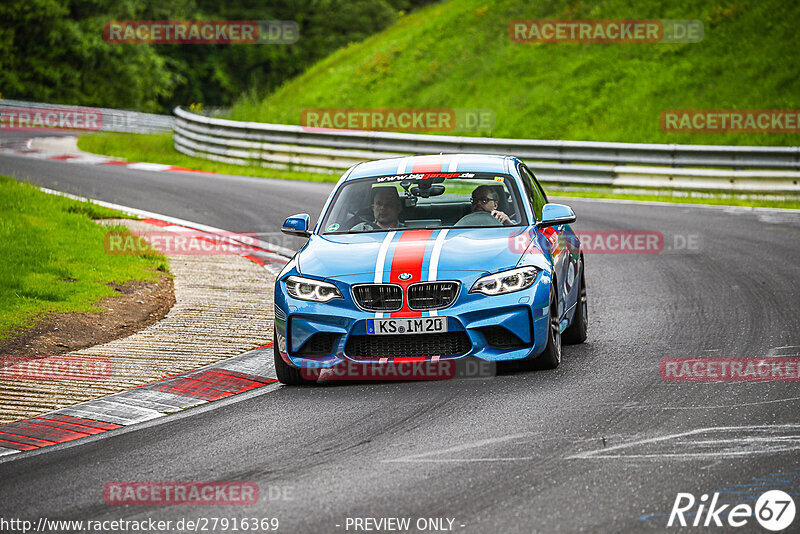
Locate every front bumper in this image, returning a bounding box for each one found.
[274,273,553,369]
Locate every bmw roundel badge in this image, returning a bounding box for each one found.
[398,273,412,281]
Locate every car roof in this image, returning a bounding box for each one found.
[344,154,518,181]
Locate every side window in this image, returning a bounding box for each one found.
[518,164,545,221]
[532,173,549,205]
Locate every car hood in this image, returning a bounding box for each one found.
[296,227,539,283]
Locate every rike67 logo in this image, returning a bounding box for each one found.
[668,490,795,531]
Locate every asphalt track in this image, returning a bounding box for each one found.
[2,133,800,533]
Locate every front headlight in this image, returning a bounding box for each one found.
[469,267,540,296]
[285,275,343,302]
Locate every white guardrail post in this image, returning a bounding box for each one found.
[172,107,800,192]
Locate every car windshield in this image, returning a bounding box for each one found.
[320,172,528,234]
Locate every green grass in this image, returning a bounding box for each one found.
[229,0,800,147]
[0,176,170,341]
[77,132,340,183]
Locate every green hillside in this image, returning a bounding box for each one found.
[229,0,800,146]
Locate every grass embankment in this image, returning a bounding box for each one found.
[231,0,800,146]
[0,176,169,341]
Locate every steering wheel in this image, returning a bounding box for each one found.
[454,211,503,227]
[341,211,373,231]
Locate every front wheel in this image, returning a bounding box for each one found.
[563,258,588,345]
[274,330,315,385]
[524,286,562,371]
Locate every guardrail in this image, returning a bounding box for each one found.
[173,107,800,193]
[1,99,173,133]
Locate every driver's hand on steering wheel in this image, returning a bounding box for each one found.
[491,210,512,224]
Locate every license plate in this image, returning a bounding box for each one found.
[366,317,448,335]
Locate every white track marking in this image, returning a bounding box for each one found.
[386,457,538,463]
[627,396,800,411]
[117,162,173,172]
[568,424,800,460]
[63,155,114,164]
[384,433,533,463]
[767,345,800,356]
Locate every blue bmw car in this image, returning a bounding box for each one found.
[273,154,587,384]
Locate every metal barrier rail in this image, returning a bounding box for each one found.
[1,99,173,133]
[2,99,797,191]
[172,107,800,192]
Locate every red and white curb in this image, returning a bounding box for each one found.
[0,345,277,457]
[0,137,213,175]
[0,192,293,459]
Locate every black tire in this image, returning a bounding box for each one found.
[274,330,315,385]
[563,258,588,345]
[524,285,562,371]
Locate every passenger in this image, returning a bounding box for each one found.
[350,187,405,231]
[471,185,512,224]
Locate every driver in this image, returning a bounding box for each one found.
[471,185,512,225]
[350,187,405,231]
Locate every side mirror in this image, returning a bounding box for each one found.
[537,203,576,229]
[281,213,312,237]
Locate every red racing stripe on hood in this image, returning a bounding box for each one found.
[410,155,447,173]
[389,230,435,318]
